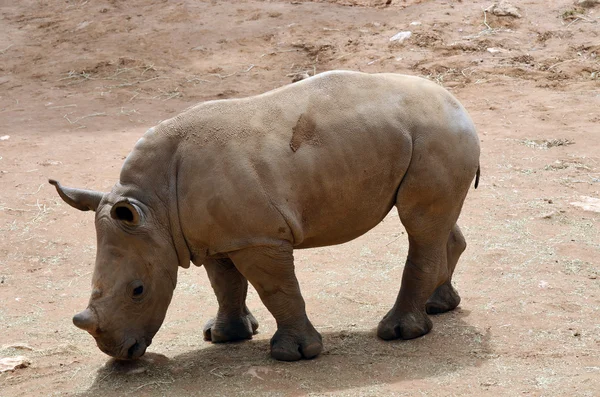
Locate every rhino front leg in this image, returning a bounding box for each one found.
[228,242,322,361]
[203,258,259,343]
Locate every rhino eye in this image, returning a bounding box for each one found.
[114,206,134,223]
[128,280,145,301]
[110,200,142,226]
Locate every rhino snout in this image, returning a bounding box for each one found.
[72,308,99,336]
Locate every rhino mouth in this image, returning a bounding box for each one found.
[126,339,148,360]
[97,336,151,360]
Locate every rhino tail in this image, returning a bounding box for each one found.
[474,164,480,189]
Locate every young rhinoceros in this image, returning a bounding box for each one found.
[50,71,480,361]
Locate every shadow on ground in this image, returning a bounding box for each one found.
[78,310,492,396]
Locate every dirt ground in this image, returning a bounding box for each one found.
[0,0,599,395]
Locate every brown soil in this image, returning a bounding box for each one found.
[1,0,599,396]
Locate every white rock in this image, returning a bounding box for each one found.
[570,196,600,213]
[389,31,412,43]
[76,21,91,30]
[410,21,422,26]
[0,135,9,141]
[0,356,31,373]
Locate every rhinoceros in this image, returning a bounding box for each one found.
[50,70,480,361]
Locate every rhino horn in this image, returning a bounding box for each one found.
[49,179,103,212]
[73,308,99,336]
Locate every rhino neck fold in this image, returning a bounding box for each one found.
[170,154,192,269]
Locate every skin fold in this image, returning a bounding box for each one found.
[50,70,480,361]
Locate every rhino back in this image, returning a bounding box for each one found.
[165,71,473,255]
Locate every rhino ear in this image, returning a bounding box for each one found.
[110,199,142,226]
[49,179,103,212]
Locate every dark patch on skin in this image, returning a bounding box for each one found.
[278,227,287,234]
[289,113,321,152]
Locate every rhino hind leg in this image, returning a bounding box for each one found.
[203,258,259,343]
[377,149,474,341]
[228,242,323,361]
[426,224,465,314]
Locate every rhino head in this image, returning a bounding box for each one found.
[49,175,189,360]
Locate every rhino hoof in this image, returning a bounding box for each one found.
[377,310,433,340]
[426,283,461,315]
[203,313,259,343]
[270,325,323,361]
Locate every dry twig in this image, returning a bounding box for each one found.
[0,44,14,54]
[64,112,106,125]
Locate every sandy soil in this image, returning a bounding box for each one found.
[1,0,599,395]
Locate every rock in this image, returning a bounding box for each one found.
[76,21,91,30]
[487,1,522,18]
[0,356,31,372]
[389,31,412,43]
[570,196,600,213]
[487,47,508,54]
[0,135,9,141]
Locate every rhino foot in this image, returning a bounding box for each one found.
[270,322,323,361]
[203,312,259,343]
[377,310,433,340]
[426,283,461,315]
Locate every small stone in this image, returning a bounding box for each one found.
[389,31,412,43]
[0,356,31,373]
[487,1,522,18]
[76,21,91,30]
[570,196,600,213]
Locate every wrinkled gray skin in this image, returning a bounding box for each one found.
[51,71,480,361]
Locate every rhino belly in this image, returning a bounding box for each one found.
[273,131,412,249]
